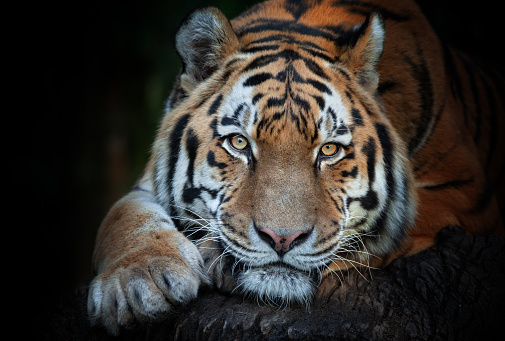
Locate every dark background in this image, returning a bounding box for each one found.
[24,0,502,321]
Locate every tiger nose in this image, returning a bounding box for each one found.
[258,227,311,256]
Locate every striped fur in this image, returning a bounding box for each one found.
[88,0,504,335]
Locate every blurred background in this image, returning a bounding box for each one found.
[27,0,502,317]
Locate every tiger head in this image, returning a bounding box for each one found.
[153,6,417,305]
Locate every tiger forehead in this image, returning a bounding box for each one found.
[219,51,353,142]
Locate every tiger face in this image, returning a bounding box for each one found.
[153,6,416,305]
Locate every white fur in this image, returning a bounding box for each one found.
[237,265,316,307]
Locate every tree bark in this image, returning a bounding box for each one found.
[40,226,505,340]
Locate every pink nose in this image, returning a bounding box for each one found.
[259,228,310,256]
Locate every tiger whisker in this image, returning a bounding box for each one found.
[172,215,210,226]
[167,203,209,220]
[207,242,231,272]
[194,235,221,247]
[332,252,378,270]
[332,253,370,282]
[324,259,347,283]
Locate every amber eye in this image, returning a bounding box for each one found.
[320,143,339,156]
[229,135,249,151]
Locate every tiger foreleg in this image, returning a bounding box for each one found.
[87,190,210,335]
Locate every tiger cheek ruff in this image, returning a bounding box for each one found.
[87,0,505,335]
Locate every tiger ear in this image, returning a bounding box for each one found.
[339,14,385,93]
[175,7,240,91]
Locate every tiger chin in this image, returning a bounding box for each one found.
[87,0,504,335]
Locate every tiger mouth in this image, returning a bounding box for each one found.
[207,236,321,304]
[242,261,315,277]
[244,262,310,280]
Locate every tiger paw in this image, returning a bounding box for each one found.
[87,231,209,335]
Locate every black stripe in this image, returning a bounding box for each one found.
[167,114,191,216]
[333,66,352,81]
[279,49,303,63]
[358,137,378,210]
[243,34,286,46]
[182,186,201,204]
[333,15,371,48]
[311,239,340,257]
[377,80,397,95]
[232,103,247,121]
[272,112,284,121]
[345,91,354,104]
[327,107,338,132]
[183,185,220,206]
[243,54,280,72]
[300,46,336,63]
[404,51,435,155]
[327,190,343,214]
[208,94,223,116]
[375,123,395,195]
[238,19,337,41]
[276,63,300,82]
[421,178,474,191]
[242,44,280,53]
[245,34,324,50]
[219,58,242,86]
[207,150,228,169]
[342,151,354,160]
[284,0,312,21]
[220,116,241,127]
[296,40,327,53]
[292,94,311,112]
[256,109,286,139]
[252,93,264,104]
[242,49,330,82]
[364,124,408,250]
[307,79,332,94]
[312,95,325,110]
[359,188,378,211]
[210,118,219,138]
[303,58,330,80]
[336,123,349,135]
[341,166,358,178]
[267,96,287,108]
[351,108,364,126]
[245,34,331,64]
[185,128,199,186]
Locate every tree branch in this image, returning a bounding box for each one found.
[40,226,505,340]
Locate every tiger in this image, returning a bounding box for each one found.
[87,0,505,335]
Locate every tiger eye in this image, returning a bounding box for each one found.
[321,143,339,156]
[230,135,248,150]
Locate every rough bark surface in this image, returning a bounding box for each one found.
[39,226,505,340]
